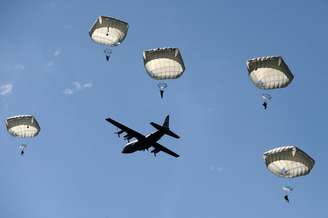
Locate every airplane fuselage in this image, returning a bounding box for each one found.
[122,131,164,154]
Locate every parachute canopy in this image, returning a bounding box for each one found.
[263,146,315,178]
[247,56,294,89]
[89,16,129,46]
[5,115,40,138]
[143,47,185,80]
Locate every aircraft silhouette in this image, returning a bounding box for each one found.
[106,115,180,158]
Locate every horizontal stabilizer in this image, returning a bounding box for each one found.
[153,142,179,158]
[150,122,180,139]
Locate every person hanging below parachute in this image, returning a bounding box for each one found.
[19,144,27,156]
[282,186,293,203]
[5,115,41,156]
[246,56,294,110]
[89,16,129,62]
[143,47,185,99]
[104,47,112,61]
[158,82,168,99]
[263,145,315,203]
[262,93,272,110]
[284,195,289,203]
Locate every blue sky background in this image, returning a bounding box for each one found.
[0,0,327,217]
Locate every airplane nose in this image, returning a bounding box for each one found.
[122,147,128,153]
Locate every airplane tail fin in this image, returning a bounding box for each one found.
[150,115,180,139]
[163,115,169,128]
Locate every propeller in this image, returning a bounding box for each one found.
[151,148,159,157]
[114,129,124,138]
[124,134,133,142]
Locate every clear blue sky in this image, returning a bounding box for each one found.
[0,0,327,217]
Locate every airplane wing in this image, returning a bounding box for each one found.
[105,117,145,141]
[153,142,179,158]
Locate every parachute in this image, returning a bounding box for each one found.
[263,145,315,178]
[89,16,129,61]
[247,56,294,109]
[263,146,314,203]
[5,115,40,155]
[247,56,294,89]
[143,47,185,98]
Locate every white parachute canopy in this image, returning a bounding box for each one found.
[143,47,185,80]
[89,16,129,46]
[5,115,41,138]
[263,145,315,178]
[247,56,294,90]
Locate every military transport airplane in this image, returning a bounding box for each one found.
[105,115,180,158]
